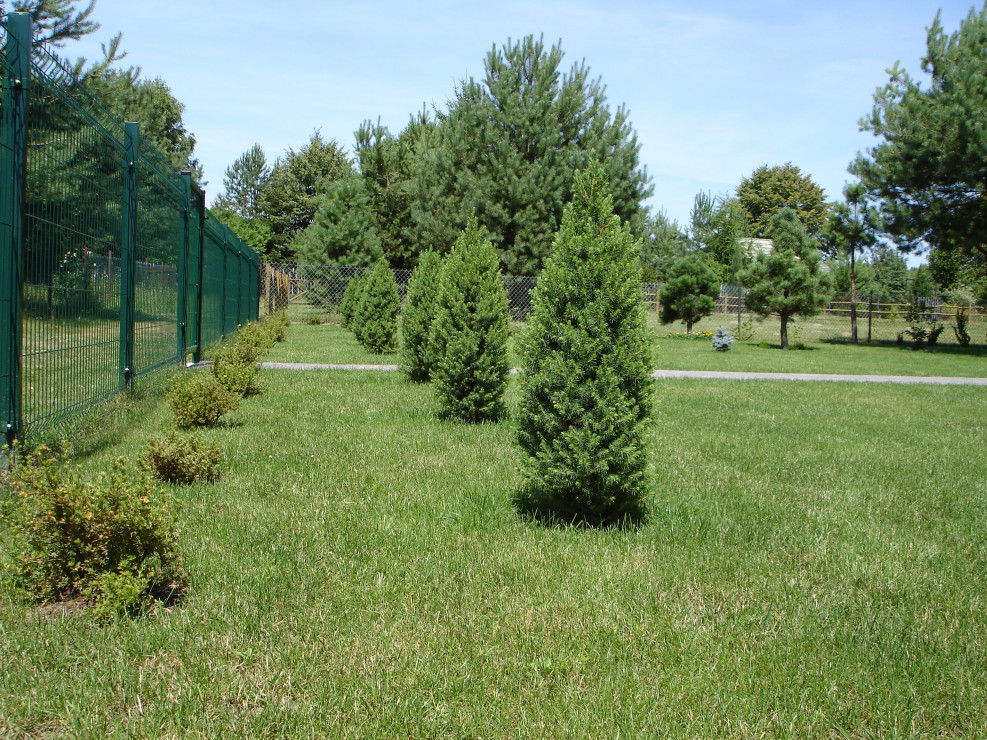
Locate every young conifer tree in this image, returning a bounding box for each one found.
[400,250,444,382]
[356,258,400,353]
[339,271,365,330]
[516,163,654,525]
[430,218,510,421]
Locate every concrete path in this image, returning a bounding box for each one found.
[253,361,987,386]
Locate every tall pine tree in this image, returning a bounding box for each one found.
[516,163,654,525]
[411,35,651,275]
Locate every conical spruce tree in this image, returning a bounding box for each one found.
[430,218,510,422]
[400,250,444,382]
[356,258,400,353]
[516,163,654,525]
[340,271,365,330]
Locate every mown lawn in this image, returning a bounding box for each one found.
[1,326,986,737]
[268,322,987,378]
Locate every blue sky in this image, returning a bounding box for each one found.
[70,0,973,245]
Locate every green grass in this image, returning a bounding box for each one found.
[270,322,987,378]
[2,333,986,736]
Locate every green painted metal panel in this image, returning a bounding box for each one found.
[118,122,138,391]
[0,13,30,443]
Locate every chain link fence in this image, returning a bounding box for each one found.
[263,263,986,348]
[1,14,259,439]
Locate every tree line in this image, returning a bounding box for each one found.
[18,0,987,324]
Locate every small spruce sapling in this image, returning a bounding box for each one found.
[356,258,400,353]
[430,218,510,422]
[400,250,444,382]
[515,163,654,525]
[712,326,734,351]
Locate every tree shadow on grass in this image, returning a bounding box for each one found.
[819,337,987,357]
[511,486,648,531]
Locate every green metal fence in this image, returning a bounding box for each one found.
[1,14,259,441]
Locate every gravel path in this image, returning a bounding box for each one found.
[251,362,987,386]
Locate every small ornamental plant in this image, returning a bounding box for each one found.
[167,372,239,429]
[400,250,444,383]
[712,326,734,351]
[430,218,511,422]
[5,455,181,618]
[356,258,400,353]
[140,431,221,485]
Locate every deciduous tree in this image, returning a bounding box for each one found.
[736,163,827,241]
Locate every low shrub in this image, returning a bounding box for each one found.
[4,455,181,618]
[212,350,262,397]
[954,305,971,346]
[233,321,275,362]
[167,372,238,428]
[735,318,757,341]
[140,431,220,485]
[305,314,322,326]
[267,311,290,341]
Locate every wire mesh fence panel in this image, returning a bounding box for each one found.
[19,44,126,431]
[133,140,183,376]
[1,14,259,438]
[264,265,987,351]
[200,219,227,350]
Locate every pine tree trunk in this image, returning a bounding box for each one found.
[780,314,789,349]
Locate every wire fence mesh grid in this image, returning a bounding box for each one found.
[262,263,987,347]
[1,14,260,439]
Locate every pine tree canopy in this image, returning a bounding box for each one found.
[851,4,987,285]
[659,255,720,333]
[260,132,351,262]
[411,35,652,276]
[1,0,97,47]
[740,209,831,349]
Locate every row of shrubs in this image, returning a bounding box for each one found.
[336,164,655,525]
[0,312,290,619]
[338,218,511,423]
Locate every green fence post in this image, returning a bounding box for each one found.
[178,171,192,364]
[1,13,31,445]
[119,122,138,392]
[192,186,205,362]
[220,228,228,337]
